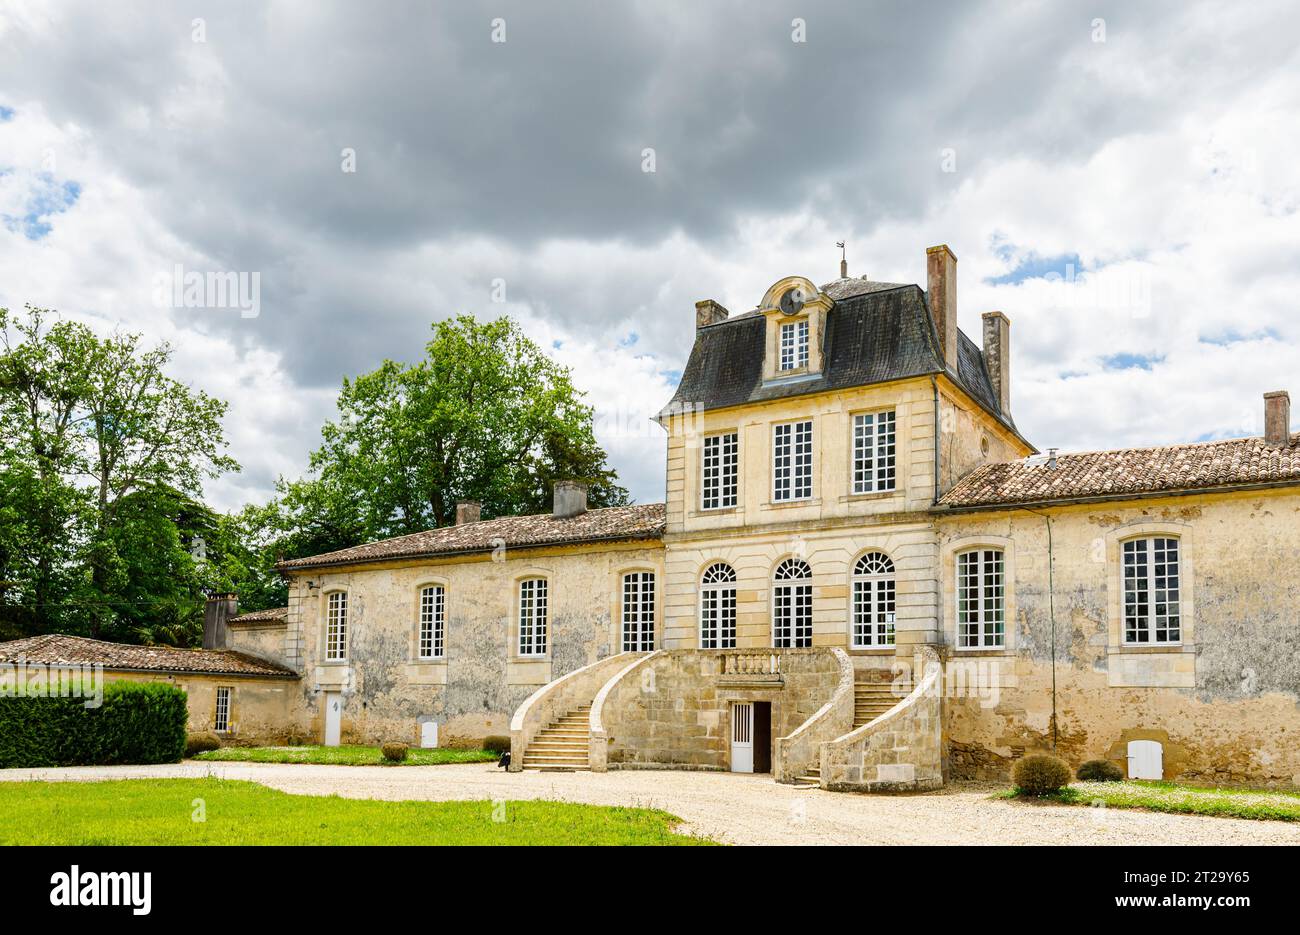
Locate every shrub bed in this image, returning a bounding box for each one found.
[0,681,188,768]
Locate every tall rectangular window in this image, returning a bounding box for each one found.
[701,432,738,509]
[1123,537,1180,644]
[621,572,656,652]
[779,319,809,371]
[773,420,813,501]
[957,549,1004,648]
[325,591,348,661]
[418,585,445,659]
[214,686,230,733]
[853,410,897,493]
[518,578,548,656]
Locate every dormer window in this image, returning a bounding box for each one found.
[779,319,809,371]
[757,276,831,384]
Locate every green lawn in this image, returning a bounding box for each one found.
[193,744,498,766]
[1000,780,1300,821]
[0,778,714,845]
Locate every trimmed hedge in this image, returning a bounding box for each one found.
[0,681,188,768]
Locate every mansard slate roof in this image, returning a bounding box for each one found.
[0,634,298,678]
[939,433,1300,509]
[277,502,667,571]
[665,280,1014,434]
[228,606,289,625]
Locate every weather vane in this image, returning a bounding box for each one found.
[837,241,847,278]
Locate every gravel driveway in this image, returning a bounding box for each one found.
[4,761,1298,846]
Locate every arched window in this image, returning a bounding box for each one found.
[621,571,656,652]
[418,585,445,659]
[851,552,896,648]
[324,590,348,661]
[699,562,737,649]
[772,558,812,648]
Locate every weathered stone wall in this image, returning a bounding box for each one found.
[225,622,288,664]
[939,489,1300,786]
[100,670,295,744]
[599,648,841,770]
[282,540,664,746]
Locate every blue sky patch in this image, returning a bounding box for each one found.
[1199,327,1281,346]
[1101,352,1164,371]
[985,252,1084,286]
[2,173,82,240]
[0,106,14,121]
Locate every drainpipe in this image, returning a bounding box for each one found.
[930,376,940,505]
[1018,506,1058,751]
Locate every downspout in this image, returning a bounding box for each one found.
[1018,506,1058,750]
[931,376,940,504]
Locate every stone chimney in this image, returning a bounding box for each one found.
[203,592,238,650]
[1264,390,1291,446]
[455,500,482,525]
[695,299,729,329]
[926,244,959,366]
[981,311,1011,414]
[552,480,589,518]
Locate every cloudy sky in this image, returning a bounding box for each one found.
[2,1,1298,511]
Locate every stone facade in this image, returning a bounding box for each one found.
[242,252,1299,791]
[269,541,664,747]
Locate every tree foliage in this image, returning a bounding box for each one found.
[0,306,238,643]
[262,315,628,556]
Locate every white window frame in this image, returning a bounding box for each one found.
[701,432,739,510]
[956,549,1004,649]
[772,558,813,648]
[418,584,446,660]
[852,409,897,494]
[518,578,548,657]
[325,590,348,661]
[621,571,656,652]
[851,552,896,648]
[213,686,231,733]
[1122,536,1181,645]
[778,319,809,371]
[699,562,737,649]
[772,419,813,502]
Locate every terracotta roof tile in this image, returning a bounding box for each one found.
[939,434,1300,509]
[228,606,288,625]
[0,634,298,678]
[277,502,666,571]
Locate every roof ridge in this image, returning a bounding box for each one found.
[1018,432,1295,461]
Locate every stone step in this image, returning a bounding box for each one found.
[528,742,588,753]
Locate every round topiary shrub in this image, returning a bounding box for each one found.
[185,731,221,757]
[1012,753,1072,796]
[482,735,511,754]
[1076,758,1124,782]
[381,742,408,763]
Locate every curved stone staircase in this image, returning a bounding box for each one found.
[795,678,900,786]
[520,703,592,771]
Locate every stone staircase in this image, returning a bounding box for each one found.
[520,703,592,771]
[855,681,899,727]
[794,763,821,787]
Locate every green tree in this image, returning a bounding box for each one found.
[0,306,238,642]
[296,315,628,540]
